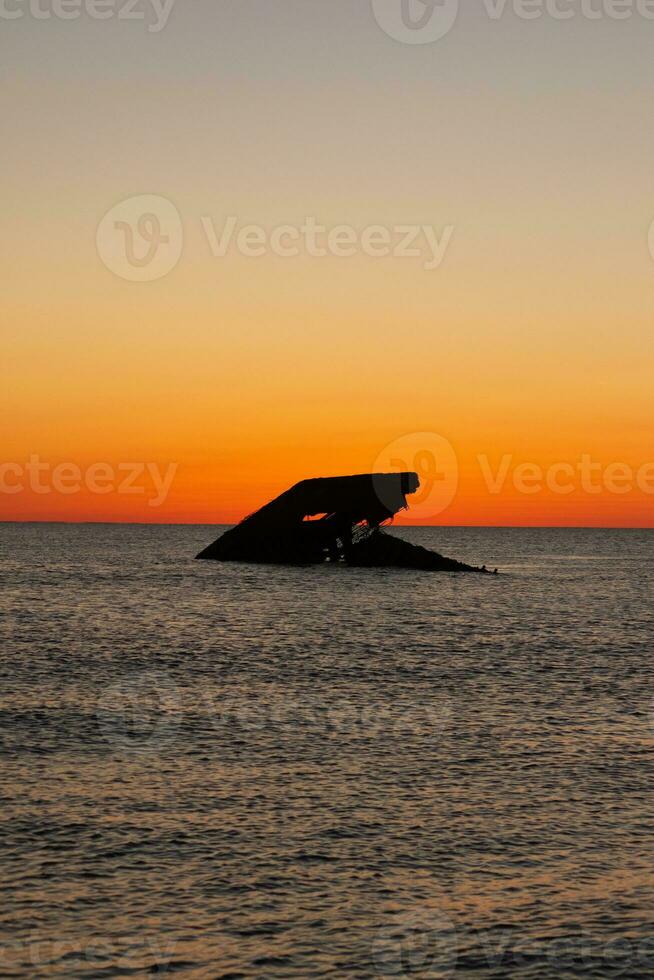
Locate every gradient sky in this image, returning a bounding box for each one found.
[2,0,653,525]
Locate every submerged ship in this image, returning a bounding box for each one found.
[196,472,495,573]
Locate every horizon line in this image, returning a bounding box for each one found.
[1,520,653,531]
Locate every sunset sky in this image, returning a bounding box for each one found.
[3,1,653,525]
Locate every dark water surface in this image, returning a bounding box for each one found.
[1,524,652,978]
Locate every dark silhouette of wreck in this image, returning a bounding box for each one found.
[196,472,493,573]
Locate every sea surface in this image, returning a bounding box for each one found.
[1,523,652,978]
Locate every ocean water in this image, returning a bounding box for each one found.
[1,523,652,978]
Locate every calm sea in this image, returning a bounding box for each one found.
[1,524,652,978]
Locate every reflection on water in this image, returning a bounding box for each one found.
[1,524,653,977]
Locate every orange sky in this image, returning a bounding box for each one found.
[3,5,653,526]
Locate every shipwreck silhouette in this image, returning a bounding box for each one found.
[196,472,494,572]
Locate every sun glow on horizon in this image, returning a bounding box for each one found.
[3,6,653,528]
